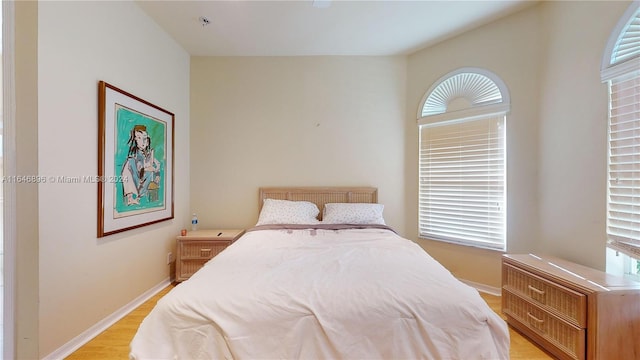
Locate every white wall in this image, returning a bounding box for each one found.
[406,1,632,287]
[537,1,630,269]
[406,4,543,287]
[19,0,634,356]
[190,56,407,232]
[36,1,190,356]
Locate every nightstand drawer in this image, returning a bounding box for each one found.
[175,229,245,282]
[503,263,586,327]
[179,240,231,259]
[503,290,585,360]
[179,259,211,279]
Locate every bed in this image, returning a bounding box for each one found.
[130,187,509,359]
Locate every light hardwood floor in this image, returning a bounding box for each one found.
[66,284,553,359]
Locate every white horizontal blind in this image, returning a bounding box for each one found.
[419,114,506,250]
[608,70,640,258]
[422,72,503,117]
[611,8,640,65]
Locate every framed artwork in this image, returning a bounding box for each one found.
[98,81,174,237]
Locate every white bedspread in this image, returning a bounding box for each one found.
[130,227,509,359]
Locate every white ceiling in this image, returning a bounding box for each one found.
[136,0,534,57]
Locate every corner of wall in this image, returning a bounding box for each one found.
[15,1,40,358]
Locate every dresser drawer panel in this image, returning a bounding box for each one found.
[503,263,587,327]
[180,241,231,259]
[504,291,585,360]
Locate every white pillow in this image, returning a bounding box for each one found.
[256,199,321,226]
[322,203,386,225]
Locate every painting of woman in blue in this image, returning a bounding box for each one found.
[121,124,161,206]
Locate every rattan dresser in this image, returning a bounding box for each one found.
[502,254,640,360]
[176,229,245,282]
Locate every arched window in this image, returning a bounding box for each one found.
[602,1,640,260]
[417,68,510,251]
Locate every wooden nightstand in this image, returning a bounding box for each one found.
[175,229,245,282]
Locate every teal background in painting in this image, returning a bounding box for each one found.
[114,106,166,214]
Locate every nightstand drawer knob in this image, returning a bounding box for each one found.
[200,248,212,252]
[528,285,545,295]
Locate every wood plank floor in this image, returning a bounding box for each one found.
[66,284,553,359]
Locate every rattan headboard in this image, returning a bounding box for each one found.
[259,187,378,220]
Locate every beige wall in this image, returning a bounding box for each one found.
[407,4,544,287]
[15,2,39,358]
[536,1,630,269]
[190,56,407,233]
[406,1,631,288]
[34,2,190,357]
[14,0,635,356]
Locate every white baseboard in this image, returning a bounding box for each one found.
[459,278,502,296]
[42,278,171,360]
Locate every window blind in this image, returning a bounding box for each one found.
[422,72,503,117]
[610,8,640,65]
[608,70,640,258]
[419,114,506,250]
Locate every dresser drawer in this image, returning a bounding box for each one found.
[503,290,585,360]
[178,240,231,260]
[503,263,587,327]
[503,254,640,360]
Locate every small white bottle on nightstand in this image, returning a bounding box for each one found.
[191,213,198,231]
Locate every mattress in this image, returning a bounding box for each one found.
[130,225,509,359]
